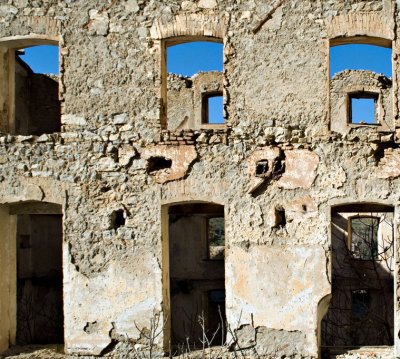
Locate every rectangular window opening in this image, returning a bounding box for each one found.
[165,40,224,130]
[349,216,379,260]
[14,44,60,135]
[349,94,378,125]
[328,41,393,134]
[203,94,224,125]
[207,216,225,260]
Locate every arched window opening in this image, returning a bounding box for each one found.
[163,39,224,130]
[321,203,394,357]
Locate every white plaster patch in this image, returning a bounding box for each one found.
[62,114,87,126]
[279,149,319,189]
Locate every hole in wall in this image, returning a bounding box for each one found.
[372,142,399,163]
[111,210,125,229]
[274,207,286,228]
[147,156,172,173]
[255,160,269,177]
[250,152,286,198]
[272,156,285,175]
[84,321,99,334]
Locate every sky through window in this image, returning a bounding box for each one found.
[330,44,391,78]
[19,45,59,75]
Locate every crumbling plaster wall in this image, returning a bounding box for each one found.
[0,0,400,358]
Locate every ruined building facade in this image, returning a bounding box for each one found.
[1,0,400,358]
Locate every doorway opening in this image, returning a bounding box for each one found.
[165,202,226,351]
[0,202,64,351]
[16,213,63,344]
[321,203,394,357]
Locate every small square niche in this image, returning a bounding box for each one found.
[349,94,378,125]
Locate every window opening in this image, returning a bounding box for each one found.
[14,44,60,135]
[147,156,172,174]
[207,217,225,260]
[274,207,286,228]
[349,94,378,124]
[349,216,379,260]
[255,160,269,177]
[329,41,392,133]
[165,40,224,130]
[202,93,224,124]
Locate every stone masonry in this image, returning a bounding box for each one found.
[0,1,400,359]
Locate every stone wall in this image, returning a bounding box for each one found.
[0,1,399,358]
[167,71,223,131]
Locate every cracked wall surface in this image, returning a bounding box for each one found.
[0,1,400,358]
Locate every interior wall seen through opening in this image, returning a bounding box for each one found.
[321,204,394,357]
[16,213,63,345]
[168,203,226,350]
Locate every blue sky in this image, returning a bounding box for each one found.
[19,45,59,75]
[330,44,391,78]
[351,98,376,124]
[167,41,223,77]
